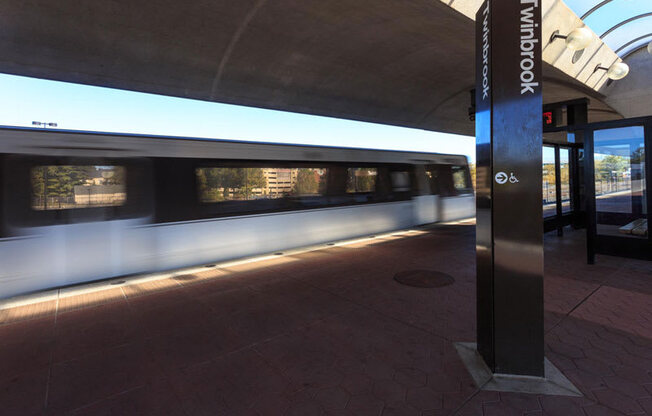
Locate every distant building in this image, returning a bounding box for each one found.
[261,168,298,197]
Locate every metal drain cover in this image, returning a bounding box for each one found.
[394,270,454,288]
[174,274,198,281]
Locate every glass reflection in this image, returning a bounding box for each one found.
[346,168,377,193]
[31,165,126,210]
[560,149,572,214]
[196,167,327,202]
[594,126,647,238]
[542,146,557,218]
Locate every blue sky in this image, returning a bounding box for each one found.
[0,73,475,162]
[565,0,652,56]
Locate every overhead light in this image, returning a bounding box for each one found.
[594,62,630,80]
[550,27,593,51]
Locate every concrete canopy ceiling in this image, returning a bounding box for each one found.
[601,47,652,119]
[0,0,621,136]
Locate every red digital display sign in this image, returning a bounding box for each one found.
[543,111,554,126]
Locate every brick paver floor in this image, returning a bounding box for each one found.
[0,225,650,415]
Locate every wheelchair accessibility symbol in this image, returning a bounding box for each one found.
[495,172,519,184]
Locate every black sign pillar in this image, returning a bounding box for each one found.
[475,0,544,376]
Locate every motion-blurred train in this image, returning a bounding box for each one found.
[0,127,474,298]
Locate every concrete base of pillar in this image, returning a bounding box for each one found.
[454,342,582,397]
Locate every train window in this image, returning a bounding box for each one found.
[196,167,328,203]
[390,171,410,192]
[30,165,126,210]
[197,167,268,202]
[425,167,443,194]
[292,168,328,196]
[426,164,470,196]
[451,165,473,194]
[346,168,377,193]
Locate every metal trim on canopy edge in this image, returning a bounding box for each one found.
[580,0,612,20]
[614,33,652,55]
[621,44,652,61]
[599,12,652,39]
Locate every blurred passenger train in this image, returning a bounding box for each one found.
[0,127,474,298]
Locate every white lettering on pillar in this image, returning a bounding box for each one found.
[481,1,490,100]
[520,0,539,95]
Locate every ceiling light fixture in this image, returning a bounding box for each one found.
[594,62,630,80]
[550,27,593,51]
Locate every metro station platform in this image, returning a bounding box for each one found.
[1,223,651,415]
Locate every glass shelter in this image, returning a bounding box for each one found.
[541,140,583,234]
[541,100,587,236]
[583,118,651,261]
[540,99,650,261]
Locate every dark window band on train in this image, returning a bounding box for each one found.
[152,159,414,224]
[0,155,470,231]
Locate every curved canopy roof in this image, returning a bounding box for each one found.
[565,0,652,58]
[0,0,624,135]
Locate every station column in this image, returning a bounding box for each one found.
[475,0,544,376]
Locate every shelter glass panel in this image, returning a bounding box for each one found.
[542,146,557,218]
[594,126,647,238]
[560,148,572,214]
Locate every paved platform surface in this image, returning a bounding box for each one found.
[1,225,651,415]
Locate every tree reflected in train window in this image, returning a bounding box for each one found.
[31,166,126,210]
[196,167,266,202]
[346,168,377,193]
[292,168,327,196]
[196,167,327,202]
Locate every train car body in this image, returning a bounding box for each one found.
[0,127,474,298]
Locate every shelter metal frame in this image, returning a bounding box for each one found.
[571,116,652,262]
